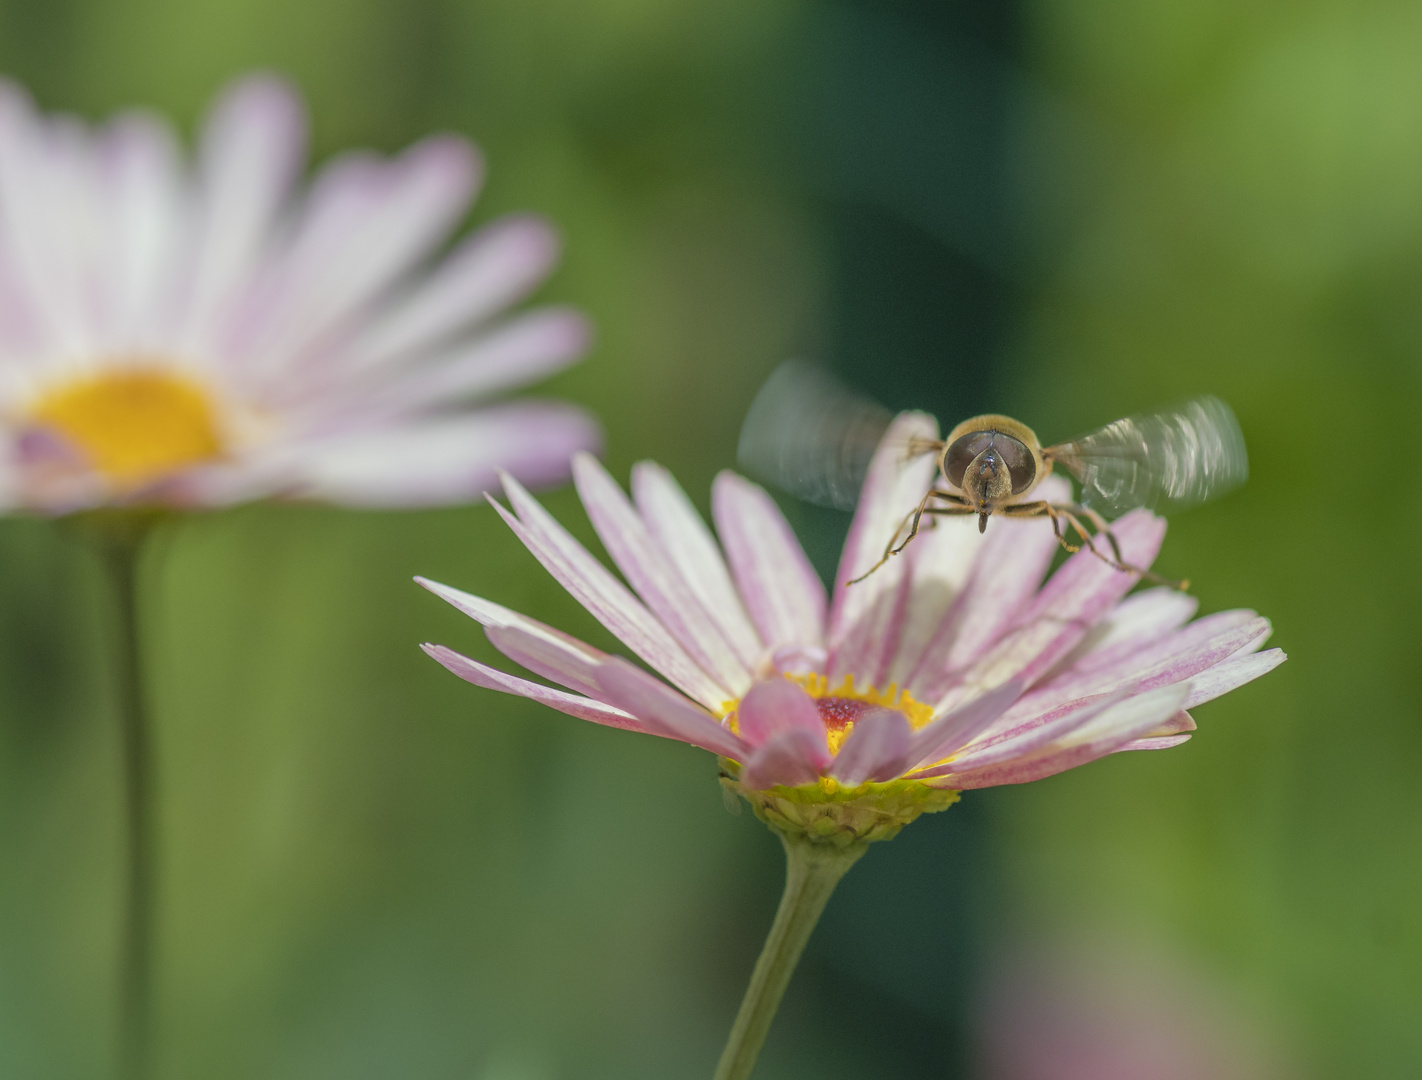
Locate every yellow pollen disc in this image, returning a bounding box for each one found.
[725,673,935,756]
[27,369,224,487]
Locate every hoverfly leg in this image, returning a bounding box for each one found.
[1071,504,1126,565]
[847,489,968,586]
[903,435,945,463]
[1053,505,1121,565]
[1044,504,1084,554]
[900,492,973,548]
[999,500,1084,554]
[1053,504,1188,592]
[846,501,922,586]
[1066,506,1189,588]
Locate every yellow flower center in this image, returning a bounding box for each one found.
[26,368,225,488]
[725,673,934,760]
[784,672,935,753]
[720,674,961,837]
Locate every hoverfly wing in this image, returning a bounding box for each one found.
[1048,396,1248,516]
[737,360,896,511]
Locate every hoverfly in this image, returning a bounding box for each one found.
[737,361,1248,588]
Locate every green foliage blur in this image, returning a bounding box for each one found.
[0,0,1416,1077]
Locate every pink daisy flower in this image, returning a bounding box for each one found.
[419,411,1282,838]
[0,74,598,512]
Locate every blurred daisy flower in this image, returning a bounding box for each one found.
[419,412,1284,1080]
[5,72,602,1079]
[0,74,597,513]
[420,412,1282,837]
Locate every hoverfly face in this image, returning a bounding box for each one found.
[942,429,1037,505]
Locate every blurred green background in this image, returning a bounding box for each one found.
[0,0,1416,1076]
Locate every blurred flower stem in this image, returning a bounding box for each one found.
[77,511,165,1080]
[713,836,867,1080]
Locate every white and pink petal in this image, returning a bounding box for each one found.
[828,411,939,684]
[262,401,598,508]
[180,75,307,353]
[902,476,1069,703]
[939,682,1191,789]
[735,679,827,749]
[1183,648,1285,709]
[829,709,912,786]
[421,643,655,736]
[495,472,729,709]
[346,213,561,370]
[632,461,764,670]
[573,453,752,696]
[712,471,827,654]
[931,510,1166,715]
[594,657,750,759]
[741,729,832,790]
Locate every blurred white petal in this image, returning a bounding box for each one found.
[0,74,594,512]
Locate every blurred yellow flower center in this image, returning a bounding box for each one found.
[787,673,934,754]
[721,675,957,826]
[28,369,224,487]
[725,673,934,757]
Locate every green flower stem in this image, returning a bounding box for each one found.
[713,835,868,1080]
[85,513,163,1080]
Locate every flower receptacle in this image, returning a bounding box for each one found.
[719,762,961,847]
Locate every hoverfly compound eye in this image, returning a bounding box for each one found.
[996,434,1037,494]
[944,430,1036,494]
[944,432,993,487]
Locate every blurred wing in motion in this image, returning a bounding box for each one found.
[1048,396,1248,516]
[737,360,895,511]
